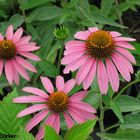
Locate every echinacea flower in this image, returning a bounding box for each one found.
[61,27,136,94]
[13,76,96,140]
[0,25,40,85]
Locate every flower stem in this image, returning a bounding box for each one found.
[105,123,120,132]
[114,79,140,100]
[99,95,105,140]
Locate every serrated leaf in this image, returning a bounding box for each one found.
[38,60,59,78]
[16,127,35,140]
[28,6,63,22]
[110,101,124,123]
[120,114,140,129]
[0,89,30,136]
[114,95,140,112]
[44,125,62,140]
[64,119,97,140]
[20,0,54,10]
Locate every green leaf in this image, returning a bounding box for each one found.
[20,0,54,10]
[38,60,59,78]
[28,6,63,22]
[114,95,140,112]
[0,9,8,18]
[64,119,97,140]
[0,89,30,136]
[110,101,124,123]
[120,114,140,129]
[16,127,35,140]
[101,129,140,140]
[44,125,62,140]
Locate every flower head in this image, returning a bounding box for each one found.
[13,76,96,140]
[61,27,136,94]
[0,25,40,85]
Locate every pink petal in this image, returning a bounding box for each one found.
[0,60,4,76]
[18,52,41,61]
[63,112,74,129]
[15,36,31,46]
[17,44,40,52]
[114,37,136,42]
[56,76,64,91]
[6,25,13,40]
[40,76,54,94]
[64,47,86,55]
[69,101,96,113]
[63,54,88,74]
[88,27,99,33]
[74,30,91,40]
[13,96,47,103]
[26,110,49,131]
[68,108,85,123]
[63,79,76,93]
[65,40,85,49]
[16,56,37,72]
[12,27,23,43]
[44,113,56,126]
[61,51,85,64]
[69,91,87,101]
[115,42,135,50]
[76,58,93,85]
[53,114,60,133]
[12,60,30,81]
[116,47,136,64]
[22,87,49,98]
[36,127,44,140]
[106,58,119,92]
[111,53,131,81]
[97,60,108,94]
[5,60,13,85]
[12,64,19,85]
[17,104,47,117]
[110,31,121,37]
[0,33,4,40]
[83,59,97,90]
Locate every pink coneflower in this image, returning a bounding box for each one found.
[0,25,40,85]
[13,76,96,140]
[61,27,136,94]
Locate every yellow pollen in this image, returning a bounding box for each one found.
[47,91,68,113]
[0,40,16,59]
[86,30,115,58]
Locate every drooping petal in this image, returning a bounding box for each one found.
[65,40,85,49]
[22,87,49,98]
[116,47,136,64]
[88,27,99,33]
[13,96,47,103]
[6,25,13,40]
[12,60,30,81]
[114,37,136,42]
[18,52,41,61]
[74,31,91,40]
[15,36,31,46]
[0,33,4,40]
[83,59,97,90]
[12,64,19,85]
[63,112,74,129]
[17,104,47,117]
[26,110,49,131]
[12,27,23,43]
[63,79,76,93]
[16,56,37,72]
[69,101,96,113]
[115,42,135,50]
[76,58,93,85]
[44,113,56,126]
[5,60,13,85]
[106,58,119,92]
[97,60,108,94]
[35,127,44,140]
[56,76,64,91]
[111,53,131,82]
[40,76,54,93]
[110,31,121,37]
[53,114,60,133]
[63,54,88,74]
[69,91,87,101]
[0,60,4,76]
